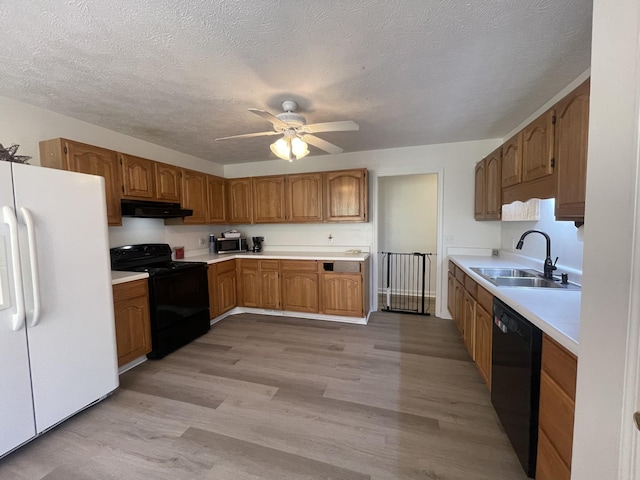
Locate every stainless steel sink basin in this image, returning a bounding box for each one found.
[470,267,581,290]
[471,267,538,278]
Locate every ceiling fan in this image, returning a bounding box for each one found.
[215,100,359,161]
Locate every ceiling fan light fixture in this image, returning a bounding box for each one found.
[270,134,309,161]
[291,136,309,159]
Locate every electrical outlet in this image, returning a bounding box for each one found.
[198,238,206,246]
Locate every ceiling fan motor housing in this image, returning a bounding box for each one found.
[275,111,306,128]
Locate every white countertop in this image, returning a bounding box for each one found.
[185,250,370,264]
[111,271,149,285]
[449,255,580,356]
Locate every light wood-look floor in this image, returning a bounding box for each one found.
[0,312,528,479]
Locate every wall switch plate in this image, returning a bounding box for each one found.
[492,249,500,257]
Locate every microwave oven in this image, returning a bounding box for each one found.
[215,237,248,253]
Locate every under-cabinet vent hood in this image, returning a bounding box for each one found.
[121,199,193,219]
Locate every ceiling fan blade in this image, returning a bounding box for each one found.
[303,120,359,133]
[248,108,289,128]
[303,134,343,154]
[215,131,280,141]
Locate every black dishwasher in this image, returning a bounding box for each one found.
[491,298,542,478]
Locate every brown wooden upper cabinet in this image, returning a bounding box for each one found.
[252,175,286,223]
[120,154,156,200]
[207,174,227,224]
[286,173,323,223]
[39,138,122,226]
[227,177,253,224]
[154,162,182,203]
[522,109,555,182]
[180,168,208,224]
[554,79,590,222]
[502,132,523,188]
[474,147,501,221]
[324,169,368,222]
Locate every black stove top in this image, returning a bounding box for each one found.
[110,244,206,276]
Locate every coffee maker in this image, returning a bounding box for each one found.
[252,236,264,252]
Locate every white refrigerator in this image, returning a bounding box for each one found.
[0,161,119,458]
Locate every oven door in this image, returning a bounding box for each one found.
[150,266,209,331]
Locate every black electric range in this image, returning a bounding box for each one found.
[111,244,210,359]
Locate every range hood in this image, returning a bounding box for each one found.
[121,199,193,219]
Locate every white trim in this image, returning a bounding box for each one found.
[211,306,370,325]
[117,356,147,375]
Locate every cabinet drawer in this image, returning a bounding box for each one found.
[454,266,465,282]
[542,335,577,400]
[260,259,279,271]
[536,428,571,480]
[477,285,493,313]
[113,279,148,302]
[216,259,236,274]
[464,275,477,298]
[448,260,455,274]
[239,259,259,270]
[281,260,318,271]
[539,370,575,469]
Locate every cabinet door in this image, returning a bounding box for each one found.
[65,140,122,226]
[260,271,281,309]
[181,169,208,224]
[207,175,227,224]
[475,304,492,387]
[502,132,523,188]
[554,79,590,221]
[474,160,486,220]
[324,169,368,222]
[227,178,253,224]
[321,273,363,317]
[286,173,323,222]
[447,272,456,318]
[536,428,571,480]
[281,272,319,313]
[253,175,286,223]
[208,264,219,319]
[454,280,465,334]
[239,264,260,308]
[113,280,152,367]
[522,109,555,182]
[217,270,237,315]
[120,154,155,200]
[463,290,476,359]
[155,162,182,202]
[485,148,502,220]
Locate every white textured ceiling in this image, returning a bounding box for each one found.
[1,0,592,165]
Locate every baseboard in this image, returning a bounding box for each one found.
[211,307,369,325]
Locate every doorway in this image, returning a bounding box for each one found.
[376,174,438,314]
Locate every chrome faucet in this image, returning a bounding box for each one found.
[515,230,557,280]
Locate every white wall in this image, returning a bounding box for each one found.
[572,0,640,477]
[500,198,584,280]
[225,139,503,317]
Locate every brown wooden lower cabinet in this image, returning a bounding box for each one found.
[112,279,151,367]
[281,271,319,313]
[462,290,476,360]
[320,273,363,317]
[537,334,577,479]
[475,304,492,387]
[208,260,237,318]
[238,259,260,308]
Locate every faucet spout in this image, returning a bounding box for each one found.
[515,229,557,279]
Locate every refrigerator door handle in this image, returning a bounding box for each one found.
[20,207,41,328]
[2,206,25,331]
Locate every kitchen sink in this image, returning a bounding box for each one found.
[470,267,538,278]
[470,267,581,290]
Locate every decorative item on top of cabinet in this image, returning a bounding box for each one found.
[154,162,182,203]
[39,138,122,226]
[286,172,323,223]
[252,175,286,223]
[536,334,577,480]
[120,153,155,200]
[324,169,368,222]
[227,177,253,224]
[112,279,151,367]
[554,79,590,224]
[280,260,319,313]
[207,174,227,224]
[179,168,208,224]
